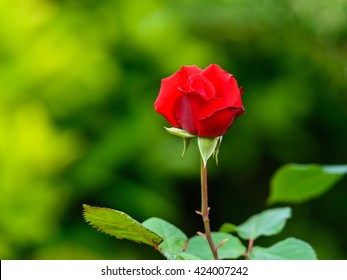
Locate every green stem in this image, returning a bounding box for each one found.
[200,158,219,260]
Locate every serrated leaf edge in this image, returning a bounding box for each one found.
[82,204,163,249]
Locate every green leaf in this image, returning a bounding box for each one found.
[177,252,202,260]
[268,164,347,204]
[323,165,347,174]
[250,237,317,260]
[198,137,221,166]
[236,207,291,240]
[219,223,238,234]
[160,252,203,260]
[142,217,188,260]
[185,232,246,260]
[83,204,163,248]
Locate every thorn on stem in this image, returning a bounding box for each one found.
[195,210,203,216]
[197,231,206,239]
[216,238,229,250]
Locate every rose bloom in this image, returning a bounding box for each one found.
[154,64,245,137]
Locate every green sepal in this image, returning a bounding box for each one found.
[164,127,196,138]
[182,138,191,158]
[198,136,222,167]
[164,127,195,158]
[213,136,223,165]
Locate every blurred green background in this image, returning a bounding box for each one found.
[1,0,347,259]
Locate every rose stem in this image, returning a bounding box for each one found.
[200,158,219,260]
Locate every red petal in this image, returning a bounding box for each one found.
[174,92,202,135]
[186,73,216,98]
[174,91,245,136]
[154,66,201,127]
[198,106,245,137]
[202,64,240,105]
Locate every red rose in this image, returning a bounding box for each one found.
[154,64,245,137]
